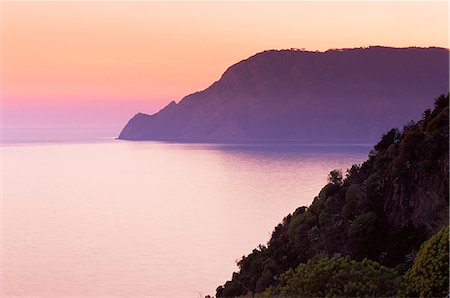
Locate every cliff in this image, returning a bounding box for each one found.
[119,46,449,142]
[216,94,449,297]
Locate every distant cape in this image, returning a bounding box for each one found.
[119,46,449,142]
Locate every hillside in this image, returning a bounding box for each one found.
[119,46,449,142]
[216,94,449,297]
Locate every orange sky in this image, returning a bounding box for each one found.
[1,1,448,129]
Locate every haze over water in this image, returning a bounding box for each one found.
[2,140,369,296]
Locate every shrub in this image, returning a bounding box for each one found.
[399,226,449,297]
[261,256,400,297]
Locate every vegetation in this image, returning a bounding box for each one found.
[257,256,400,297]
[216,94,449,297]
[399,226,449,297]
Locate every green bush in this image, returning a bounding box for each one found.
[260,256,400,297]
[399,226,449,297]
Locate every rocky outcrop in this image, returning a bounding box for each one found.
[119,46,449,142]
[383,107,449,236]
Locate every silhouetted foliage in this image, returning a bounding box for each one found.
[327,169,343,185]
[216,94,449,297]
[374,128,400,151]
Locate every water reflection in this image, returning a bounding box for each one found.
[2,141,370,296]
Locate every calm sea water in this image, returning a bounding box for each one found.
[1,140,369,297]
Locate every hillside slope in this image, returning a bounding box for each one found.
[216,94,449,297]
[119,46,449,142]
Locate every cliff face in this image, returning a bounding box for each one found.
[386,152,449,235]
[382,102,449,235]
[216,95,449,297]
[119,46,449,142]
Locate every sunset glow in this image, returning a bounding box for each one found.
[1,1,448,130]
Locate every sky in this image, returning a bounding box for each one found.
[0,1,448,136]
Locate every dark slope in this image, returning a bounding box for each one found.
[119,46,449,142]
[216,94,449,297]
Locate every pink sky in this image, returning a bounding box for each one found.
[1,1,448,133]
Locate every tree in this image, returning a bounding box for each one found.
[374,128,400,151]
[327,169,343,186]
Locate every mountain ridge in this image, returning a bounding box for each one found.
[119,46,449,142]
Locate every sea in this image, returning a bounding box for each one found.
[1,129,370,297]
